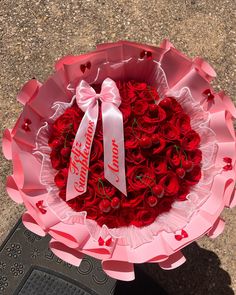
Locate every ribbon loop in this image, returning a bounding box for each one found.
[100,78,122,107]
[76,80,97,112]
[66,78,127,201]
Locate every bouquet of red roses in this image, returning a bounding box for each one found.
[3,40,236,281]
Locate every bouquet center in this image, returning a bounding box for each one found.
[48,80,202,228]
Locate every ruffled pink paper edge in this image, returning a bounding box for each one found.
[2,40,236,281]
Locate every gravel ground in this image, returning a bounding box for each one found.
[0,0,235,294]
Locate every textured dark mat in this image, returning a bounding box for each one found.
[0,220,116,295]
[17,269,93,295]
[0,219,167,295]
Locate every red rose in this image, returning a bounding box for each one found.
[176,181,190,201]
[120,81,147,104]
[166,146,184,167]
[124,81,147,103]
[49,132,75,152]
[175,113,191,135]
[82,185,99,207]
[54,168,68,189]
[66,186,98,213]
[159,97,183,118]
[127,81,147,91]
[151,135,166,155]
[67,199,81,211]
[185,165,202,185]
[94,117,103,140]
[59,189,96,211]
[50,148,65,169]
[126,147,146,165]
[131,208,156,227]
[124,127,139,149]
[151,158,167,175]
[122,191,144,208]
[120,103,132,124]
[127,165,156,190]
[50,150,62,170]
[139,88,159,102]
[158,198,173,214]
[132,100,149,116]
[159,172,179,196]
[52,107,81,136]
[136,117,157,134]
[97,215,118,228]
[89,161,104,181]
[115,207,135,227]
[171,99,183,113]
[160,122,180,141]
[143,105,166,124]
[48,137,63,149]
[90,138,103,163]
[95,179,117,198]
[187,149,202,165]
[120,89,136,104]
[182,130,201,151]
[64,105,83,119]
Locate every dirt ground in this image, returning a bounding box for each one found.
[0,1,235,294]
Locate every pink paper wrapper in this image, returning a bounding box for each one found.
[2,40,236,281]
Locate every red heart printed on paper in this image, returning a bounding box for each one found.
[80,61,92,73]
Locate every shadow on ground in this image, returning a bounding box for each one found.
[142,242,234,295]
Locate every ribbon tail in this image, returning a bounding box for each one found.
[102,102,127,196]
[66,102,98,201]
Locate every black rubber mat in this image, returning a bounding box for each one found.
[17,269,93,295]
[0,220,116,295]
[0,219,168,295]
